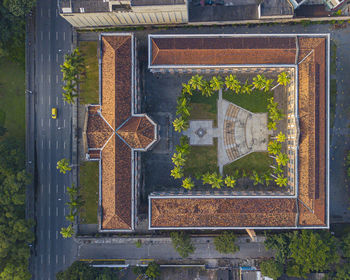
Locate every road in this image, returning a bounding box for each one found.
[29,0,78,279]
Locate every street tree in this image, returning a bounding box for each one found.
[60,224,74,238]
[170,232,195,258]
[181,82,192,96]
[56,158,71,174]
[170,166,184,179]
[260,260,283,280]
[3,0,36,16]
[263,78,274,93]
[145,262,160,280]
[275,153,289,167]
[214,232,239,254]
[267,141,282,155]
[275,132,286,143]
[173,117,188,133]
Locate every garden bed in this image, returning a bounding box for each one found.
[79,41,99,105]
[79,161,99,224]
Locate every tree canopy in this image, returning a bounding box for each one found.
[170,232,195,258]
[214,232,239,254]
[260,260,283,280]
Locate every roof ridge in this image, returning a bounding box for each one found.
[103,35,130,52]
[104,214,131,230]
[152,39,160,65]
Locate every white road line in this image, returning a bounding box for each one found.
[56,96,59,105]
[40,255,43,264]
[48,183,51,194]
[56,207,58,216]
[56,75,58,83]
[56,53,58,62]
[41,73,43,83]
[41,95,43,105]
[63,32,66,41]
[41,204,43,216]
[56,32,58,40]
[63,185,66,194]
[40,8,43,17]
[48,207,50,217]
[56,9,58,17]
[41,54,43,63]
[48,55,51,63]
[56,140,58,149]
[56,231,58,239]
[48,75,51,84]
[41,119,43,128]
[64,119,66,127]
[56,119,58,127]
[48,255,50,265]
[40,31,43,40]
[64,142,66,150]
[41,138,44,148]
[48,162,51,169]
[48,31,50,41]
[41,162,43,170]
[56,184,58,193]
[48,8,50,18]
[48,230,50,240]
[48,95,51,105]
[56,255,58,264]
[41,184,44,195]
[63,207,66,216]
[63,255,66,264]
[48,119,51,128]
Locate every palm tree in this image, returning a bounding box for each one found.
[188,74,204,91]
[182,177,194,190]
[275,174,288,187]
[171,152,186,167]
[272,72,291,90]
[182,83,192,96]
[176,97,190,118]
[209,172,223,189]
[62,80,76,93]
[201,172,211,185]
[170,166,184,179]
[224,74,241,93]
[60,224,74,238]
[65,213,75,223]
[276,153,289,166]
[173,117,188,133]
[267,121,277,131]
[271,165,283,175]
[267,141,282,155]
[275,131,286,143]
[250,170,263,186]
[210,76,224,91]
[57,158,71,174]
[202,81,214,97]
[252,74,266,91]
[241,79,253,95]
[263,173,272,185]
[62,91,77,105]
[224,176,236,188]
[263,78,274,93]
[269,107,284,122]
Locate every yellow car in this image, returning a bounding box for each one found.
[51,108,57,119]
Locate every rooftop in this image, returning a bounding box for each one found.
[148,34,329,229]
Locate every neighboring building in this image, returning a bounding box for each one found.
[83,33,158,231]
[59,0,188,28]
[148,34,330,230]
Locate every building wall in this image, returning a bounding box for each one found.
[60,4,188,28]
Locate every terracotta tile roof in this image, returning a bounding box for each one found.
[297,36,327,226]
[88,149,101,160]
[151,36,297,65]
[86,106,113,149]
[151,198,297,228]
[101,36,132,129]
[117,116,155,149]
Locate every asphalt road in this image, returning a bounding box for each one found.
[30,0,78,279]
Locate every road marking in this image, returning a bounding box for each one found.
[48,95,51,105]
[56,255,58,264]
[63,255,66,264]
[63,32,66,41]
[64,142,66,150]
[40,31,43,40]
[41,184,44,195]
[48,55,51,63]
[63,185,66,194]
[48,162,51,169]
[48,119,51,128]
[56,231,58,239]
[41,204,43,216]
[56,141,58,149]
[48,255,50,265]
[56,184,58,193]
[48,183,51,194]
[48,31,50,41]
[56,96,59,105]
[48,75,51,84]
[48,230,51,240]
[41,119,43,128]
[64,119,66,127]
[56,207,58,216]
[40,255,43,264]
[41,95,43,105]
[41,138,44,148]
[48,207,50,217]
[48,8,50,18]
[56,75,58,83]
[41,53,43,63]
[56,53,58,62]
[56,32,58,40]
[40,8,43,17]
[63,207,66,216]
[41,162,43,170]
[41,73,43,83]
[56,9,58,17]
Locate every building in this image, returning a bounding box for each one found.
[59,0,188,28]
[148,34,330,230]
[83,33,158,231]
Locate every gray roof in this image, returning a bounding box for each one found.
[131,0,185,5]
[260,0,293,17]
[59,0,109,13]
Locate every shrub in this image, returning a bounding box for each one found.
[135,239,142,248]
[145,262,160,280]
[214,232,239,254]
[170,232,195,258]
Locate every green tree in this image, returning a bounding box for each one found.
[208,172,223,189]
[210,76,224,91]
[342,233,350,258]
[181,82,192,96]
[260,260,283,280]
[62,90,77,104]
[267,120,277,131]
[224,176,236,188]
[201,80,214,97]
[275,132,286,143]
[173,117,188,133]
[135,240,142,248]
[56,261,96,280]
[264,232,293,263]
[263,78,274,93]
[275,72,291,88]
[170,232,195,258]
[334,263,350,280]
[275,153,289,166]
[60,224,74,238]
[3,0,35,16]
[176,96,190,118]
[252,74,266,91]
[288,231,339,278]
[225,74,241,93]
[250,170,263,186]
[57,158,71,174]
[145,262,160,280]
[214,232,239,254]
[263,173,272,186]
[241,79,253,95]
[182,177,194,190]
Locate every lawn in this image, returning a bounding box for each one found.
[189,91,218,125]
[184,138,218,178]
[79,41,99,104]
[223,89,272,113]
[0,56,25,143]
[79,161,99,224]
[223,152,273,176]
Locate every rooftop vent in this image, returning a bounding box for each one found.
[80,7,85,13]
